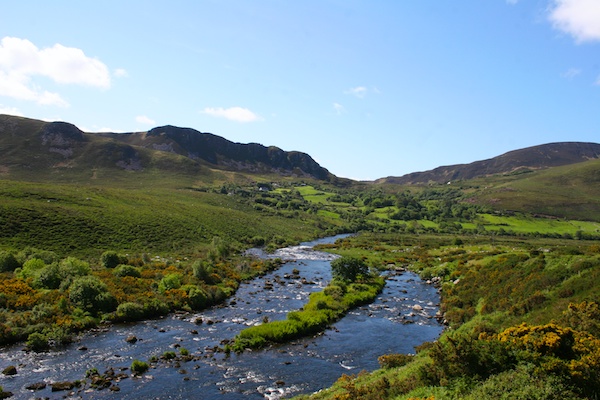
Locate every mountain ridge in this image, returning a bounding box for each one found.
[377,141,600,184]
[0,114,332,181]
[2,114,599,185]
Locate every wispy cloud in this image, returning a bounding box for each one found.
[595,75,600,86]
[202,106,263,123]
[549,0,600,43]
[0,37,111,107]
[506,0,519,5]
[114,68,128,78]
[344,86,368,98]
[562,67,582,79]
[135,115,155,125]
[333,102,346,115]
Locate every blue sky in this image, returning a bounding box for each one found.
[1,1,599,180]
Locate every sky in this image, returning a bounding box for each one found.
[1,0,600,181]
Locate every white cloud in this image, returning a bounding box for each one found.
[135,115,155,125]
[0,37,111,106]
[595,75,600,85]
[344,86,368,98]
[562,67,582,79]
[114,68,128,78]
[202,106,263,123]
[333,102,346,115]
[0,105,23,116]
[0,70,69,107]
[549,0,600,43]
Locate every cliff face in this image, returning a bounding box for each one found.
[378,142,600,184]
[138,125,331,179]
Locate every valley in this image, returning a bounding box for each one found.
[1,114,600,399]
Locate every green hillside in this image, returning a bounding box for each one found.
[465,158,600,222]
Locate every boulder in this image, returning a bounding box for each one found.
[2,365,17,376]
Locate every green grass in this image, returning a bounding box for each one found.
[476,213,600,235]
[0,179,329,258]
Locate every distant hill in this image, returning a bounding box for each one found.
[377,142,600,184]
[0,114,332,181]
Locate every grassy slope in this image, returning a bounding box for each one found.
[0,178,331,259]
[466,159,600,221]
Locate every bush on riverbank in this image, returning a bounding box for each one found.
[230,275,385,352]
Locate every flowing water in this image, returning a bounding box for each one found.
[0,235,443,399]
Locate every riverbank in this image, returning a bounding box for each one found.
[0,236,442,399]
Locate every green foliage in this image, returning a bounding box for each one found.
[130,360,149,375]
[181,285,208,310]
[0,251,20,272]
[158,273,182,293]
[16,258,46,279]
[113,264,141,278]
[101,251,122,269]
[68,276,117,314]
[26,332,49,352]
[378,353,414,369]
[331,256,369,282]
[115,302,145,321]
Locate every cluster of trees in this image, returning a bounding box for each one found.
[0,239,283,351]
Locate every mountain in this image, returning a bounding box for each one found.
[377,142,600,184]
[0,114,332,181]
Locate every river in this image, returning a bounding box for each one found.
[0,235,443,399]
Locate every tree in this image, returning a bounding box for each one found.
[69,276,117,313]
[331,256,369,282]
[100,251,122,269]
[0,251,20,272]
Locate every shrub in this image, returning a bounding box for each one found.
[114,264,141,278]
[0,251,20,272]
[378,353,414,369]
[192,260,211,281]
[130,360,149,375]
[69,276,117,314]
[16,258,46,279]
[158,273,182,293]
[100,251,122,269]
[331,256,369,282]
[26,332,49,352]
[115,302,146,321]
[34,263,62,289]
[181,285,208,310]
